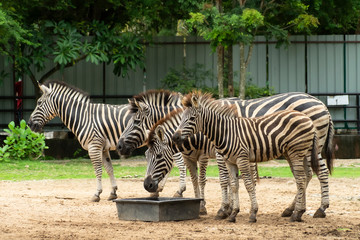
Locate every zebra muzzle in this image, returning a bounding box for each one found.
[27,120,42,132]
[143,175,159,193]
[116,138,133,156]
[172,131,185,146]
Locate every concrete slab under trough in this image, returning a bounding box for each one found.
[113,197,202,222]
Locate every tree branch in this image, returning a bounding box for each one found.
[245,42,254,68]
[39,55,87,83]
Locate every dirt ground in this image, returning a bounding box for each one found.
[1,159,360,240]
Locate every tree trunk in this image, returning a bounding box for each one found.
[217,45,224,98]
[239,42,254,99]
[216,0,224,98]
[226,46,234,97]
[239,43,246,99]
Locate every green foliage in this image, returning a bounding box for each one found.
[0,5,33,55]
[161,63,274,98]
[186,7,265,50]
[0,120,48,162]
[304,0,360,34]
[161,63,216,95]
[245,80,275,99]
[288,14,319,33]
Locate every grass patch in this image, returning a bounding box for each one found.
[0,159,360,181]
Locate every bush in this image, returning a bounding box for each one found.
[0,120,48,162]
[161,63,216,95]
[245,79,275,99]
[162,63,275,99]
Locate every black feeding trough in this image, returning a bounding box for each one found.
[113,197,202,222]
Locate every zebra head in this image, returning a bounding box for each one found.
[28,83,57,132]
[117,99,151,156]
[173,93,203,146]
[143,125,174,193]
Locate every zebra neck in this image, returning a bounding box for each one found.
[199,108,229,150]
[57,96,90,136]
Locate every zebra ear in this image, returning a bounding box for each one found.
[138,101,149,112]
[191,94,199,108]
[39,84,51,95]
[155,125,166,142]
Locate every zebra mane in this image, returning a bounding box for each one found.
[129,89,182,113]
[147,108,183,147]
[183,91,238,118]
[43,80,90,102]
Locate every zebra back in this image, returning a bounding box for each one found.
[28,80,133,151]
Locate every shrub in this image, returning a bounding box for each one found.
[0,120,48,162]
[161,63,216,95]
[162,63,275,99]
[245,79,275,99]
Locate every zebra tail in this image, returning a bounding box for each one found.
[311,132,320,176]
[324,115,335,175]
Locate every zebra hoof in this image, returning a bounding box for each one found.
[215,209,229,220]
[149,192,160,199]
[107,193,117,201]
[281,208,293,217]
[290,210,305,222]
[313,208,326,218]
[173,191,183,198]
[91,195,100,202]
[199,207,207,215]
[227,216,236,223]
[249,215,257,223]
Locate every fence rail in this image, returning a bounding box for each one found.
[310,93,360,133]
[1,93,360,134]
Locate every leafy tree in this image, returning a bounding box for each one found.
[0,0,191,93]
[304,0,360,34]
[185,0,319,99]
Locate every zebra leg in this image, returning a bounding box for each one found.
[215,154,231,220]
[226,162,240,223]
[281,157,297,217]
[102,150,118,201]
[150,173,170,198]
[198,155,209,215]
[184,157,205,214]
[289,158,307,222]
[237,159,258,223]
[88,145,104,202]
[313,156,330,218]
[173,152,187,197]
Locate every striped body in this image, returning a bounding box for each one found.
[173,92,320,222]
[117,90,334,219]
[28,81,132,201]
[117,90,188,197]
[145,110,258,217]
[144,111,219,215]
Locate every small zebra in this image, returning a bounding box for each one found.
[145,109,259,217]
[173,92,320,222]
[28,80,133,202]
[145,110,232,216]
[117,89,334,219]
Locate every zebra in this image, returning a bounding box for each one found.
[117,89,334,219]
[117,90,189,197]
[144,109,259,217]
[173,91,321,223]
[27,80,134,202]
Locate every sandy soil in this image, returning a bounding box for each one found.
[1,165,360,240]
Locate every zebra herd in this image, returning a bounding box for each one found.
[28,80,334,223]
